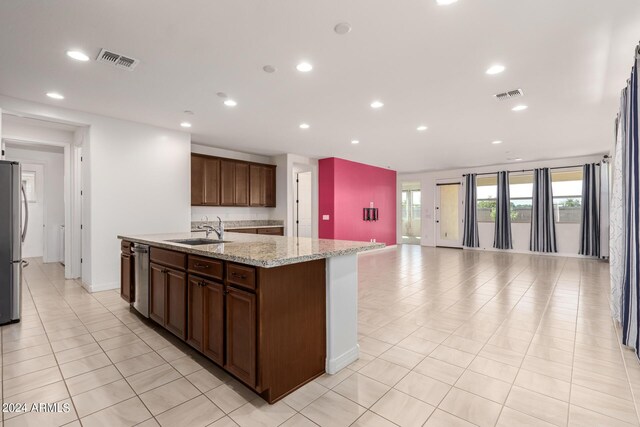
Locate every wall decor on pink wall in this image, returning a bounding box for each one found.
[318,157,397,246]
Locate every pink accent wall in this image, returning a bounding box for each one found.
[319,157,397,246]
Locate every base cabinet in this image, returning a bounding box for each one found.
[225,286,257,387]
[120,252,134,303]
[137,245,326,404]
[188,276,224,365]
[150,262,187,340]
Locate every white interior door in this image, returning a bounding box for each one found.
[296,171,312,238]
[436,183,462,248]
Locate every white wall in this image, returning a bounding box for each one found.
[4,147,65,262]
[191,143,278,222]
[0,95,191,291]
[399,154,605,256]
[272,153,319,238]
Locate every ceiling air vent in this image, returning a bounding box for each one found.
[96,48,139,70]
[494,88,524,101]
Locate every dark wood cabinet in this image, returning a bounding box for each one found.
[191,155,205,206]
[264,166,276,207]
[204,157,221,206]
[249,165,262,207]
[192,154,276,207]
[120,251,134,303]
[150,259,187,340]
[188,276,224,365]
[229,227,283,236]
[235,162,249,206]
[165,269,187,339]
[220,159,236,206]
[225,286,257,387]
[149,262,166,325]
[128,244,325,405]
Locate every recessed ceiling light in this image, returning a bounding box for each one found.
[492,140,503,144]
[224,99,237,107]
[66,50,90,62]
[263,65,277,73]
[514,158,523,161]
[417,125,428,131]
[370,101,384,109]
[512,105,528,111]
[296,62,313,72]
[351,140,360,144]
[437,0,458,5]
[299,123,310,129]
[46,92,64,100]
[334,23,352,35]
[180,122,192,128]
[486,64,505,75]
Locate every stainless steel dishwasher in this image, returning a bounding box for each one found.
[132,243,150,317]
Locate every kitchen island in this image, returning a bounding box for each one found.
[118,231,383,403]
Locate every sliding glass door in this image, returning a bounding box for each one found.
[401,189,421,244]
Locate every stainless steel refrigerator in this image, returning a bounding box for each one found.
[0,160,27,325]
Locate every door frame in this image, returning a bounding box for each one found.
[435,181,463,249]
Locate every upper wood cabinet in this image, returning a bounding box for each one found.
[192,155,221,206]
[192,154,276,207]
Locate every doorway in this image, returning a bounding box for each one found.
[436,182,463,248]
[295,171,312,238]
[401,183,421,244]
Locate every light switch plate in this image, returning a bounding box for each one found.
[322,215,330,220]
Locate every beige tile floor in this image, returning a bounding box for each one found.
[2,246,640,426]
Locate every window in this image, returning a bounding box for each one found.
[476,175,497,222]
[509,173,533,223]
[551,169,583,223]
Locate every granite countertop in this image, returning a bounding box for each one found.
[118,231,385,268]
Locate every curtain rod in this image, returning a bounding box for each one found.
[463,164,589,178]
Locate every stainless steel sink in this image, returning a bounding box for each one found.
[166,238,229,245]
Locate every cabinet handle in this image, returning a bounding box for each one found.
[199,281,206,287]
[194,263,209,269]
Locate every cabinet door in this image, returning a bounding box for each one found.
[191,155,205,206]
[203,281,225,365]
[166,269,187,339]
[249,164,262,207]
[264,167,276,207]
[120,253,134,303]
[149,263,166,325]
[235,162,249,206]
[187,276,205,351]
[220,160,236,206]
[225,287,256,386]
[204,157,221,206]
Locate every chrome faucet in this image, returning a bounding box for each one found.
[198,216,224,240]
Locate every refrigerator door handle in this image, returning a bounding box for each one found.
[21,184,28,243]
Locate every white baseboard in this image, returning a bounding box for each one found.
[82,280,119,293]
[463,246,601,259]
[326,344,359,374]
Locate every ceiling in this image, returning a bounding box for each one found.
[0,0,638,173]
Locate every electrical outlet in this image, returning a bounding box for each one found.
[322,214,330,220]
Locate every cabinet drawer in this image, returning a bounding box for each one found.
[256,227,283,236]
[121,240,132,253]
[188,255,223,281]
[227,263,256,291]
[150,247,187,270]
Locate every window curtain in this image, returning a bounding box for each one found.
[462,174,479,247]
[611,94,627,323]
[619,45,640,354]
[579,163,600,257]
[493,171,513,249]
[530,168,557,253]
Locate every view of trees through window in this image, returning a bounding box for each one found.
[476,169,583,223]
